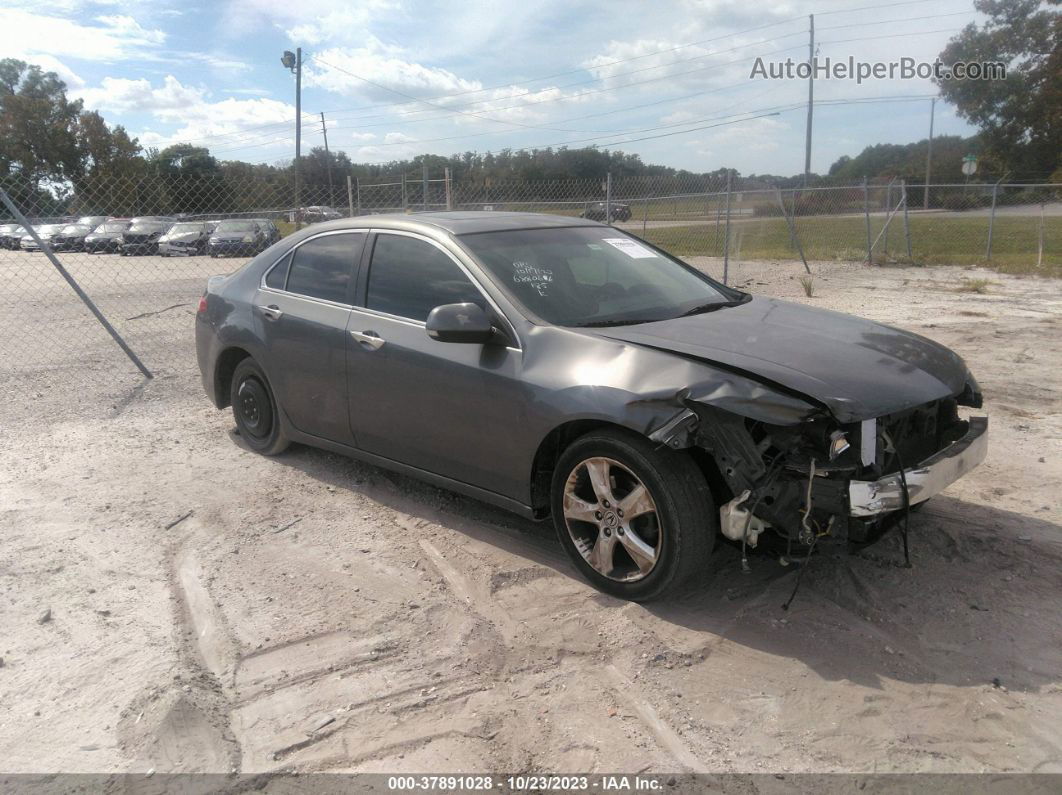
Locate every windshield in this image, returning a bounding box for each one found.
[61,225,90,234]
[459,226,730,327]
[96,222,129,233]
[168,222,206,233]
[128,222,166,233]
[214,221,256,233]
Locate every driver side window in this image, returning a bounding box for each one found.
[366,234,485,322]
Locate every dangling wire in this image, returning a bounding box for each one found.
[782,458,818,611]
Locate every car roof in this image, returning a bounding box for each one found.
[293,211,603,236]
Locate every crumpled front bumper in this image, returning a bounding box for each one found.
[848,416,988,517]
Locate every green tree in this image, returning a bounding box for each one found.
[936,0,1061,180]
[0,59,83,190]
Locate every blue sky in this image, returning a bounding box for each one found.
[2,0,984,176]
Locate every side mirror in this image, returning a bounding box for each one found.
[426,302,497,344]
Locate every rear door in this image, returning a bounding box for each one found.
[345,230,526,498]
[255,230,365,445]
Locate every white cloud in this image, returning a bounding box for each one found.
[306,45,482,101]
[76,75,298,155]
[80,75,205,113]
[0,9,167,63]
[222,0,398,44]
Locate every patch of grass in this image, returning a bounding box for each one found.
[956,277,992,293]
[798,275,815,297]
[640,214,1062,276]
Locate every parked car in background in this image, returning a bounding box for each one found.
[0,224,26,250]
[251,218,281,245]
[158,221,213,256]
[207,219,267,257]
[195,212,986,601]
[51,224,96,252]
[21,224,64,251]
[580,202,632,222]
[296,206,342,224]
[76,215,109,229]
[120,217,175,256]
[84,220,132,253]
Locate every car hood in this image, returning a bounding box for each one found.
[87,232,121,240]
[162,232,201,242]
[595,296,970,422]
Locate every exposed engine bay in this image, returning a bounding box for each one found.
[652,385,988,560]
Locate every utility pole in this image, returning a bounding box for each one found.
[923,97,935,210]
[320,112,334,208]
[803,14,815,187]
[281,48,303,229]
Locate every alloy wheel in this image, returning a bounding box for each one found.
[562,456,661,582]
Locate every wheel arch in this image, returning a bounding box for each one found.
[528,417,726,518]
[214,346,253,409]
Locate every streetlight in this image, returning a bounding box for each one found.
[281,48,302,230]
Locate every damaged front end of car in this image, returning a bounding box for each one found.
[649,378,988,557]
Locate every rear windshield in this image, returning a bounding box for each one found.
[214,221,257,233]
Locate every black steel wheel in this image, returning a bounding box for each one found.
[551,428,714,601]
[229,359,289,455]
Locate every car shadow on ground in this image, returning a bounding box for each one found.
[265,436,1062,694]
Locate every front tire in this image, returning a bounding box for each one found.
[551,429,714,601]
[229,359,289,456]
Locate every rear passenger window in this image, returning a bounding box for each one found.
[285,233,362,303]
[366,234,484,321]
[265,251,291,289]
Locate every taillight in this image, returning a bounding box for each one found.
[197,296,208,314]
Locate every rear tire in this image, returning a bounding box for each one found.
[229,359,289,456]
[551,428,714,601]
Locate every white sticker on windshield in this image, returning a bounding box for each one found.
[602,237,655,259]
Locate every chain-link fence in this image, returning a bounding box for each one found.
[1,173,1058,387]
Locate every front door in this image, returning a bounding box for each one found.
[256,231,365,445]
[346,231,525,498]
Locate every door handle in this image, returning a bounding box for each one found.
[256,304,283,321]
[350,330,385,350]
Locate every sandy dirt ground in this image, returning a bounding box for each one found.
[0,255,1060,775]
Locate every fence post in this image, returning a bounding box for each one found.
[1038,202,1045,268]
[902,179,912,260]
[401,174,408,210]
[605,171,612,225]
[355,178,362,216]
[643,198,649,236]
[444,167,453,210]
[863,176,872,264]
[346,175,354,217]
[723,172,732,285]
[776,188,810,274]
[422,164,429,210]
[0,189,153,379]
[985,182,999,261]
[884,181,892,256]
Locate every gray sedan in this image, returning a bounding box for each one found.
[196,212,986,601]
